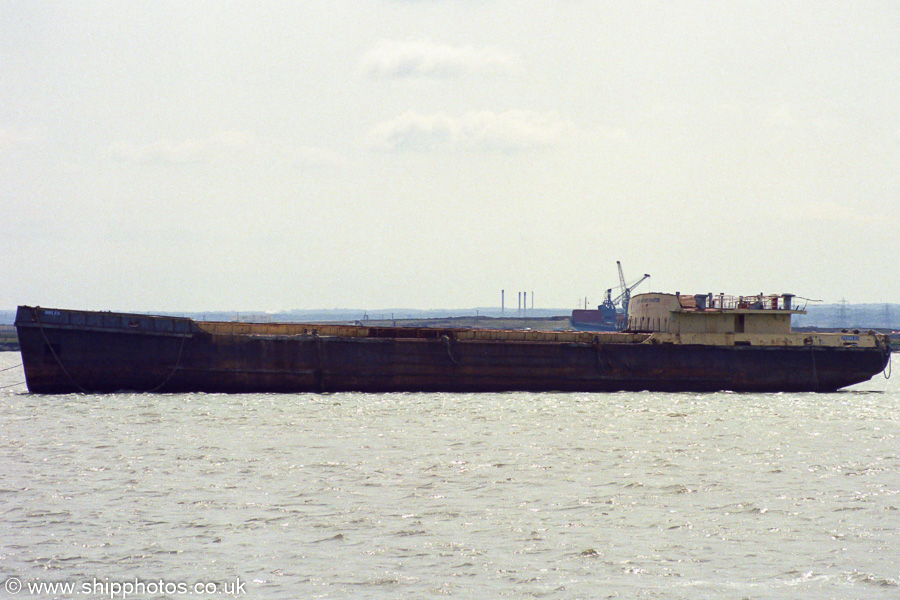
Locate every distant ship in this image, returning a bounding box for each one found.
[15,291,891,394]
[571,261,649,331]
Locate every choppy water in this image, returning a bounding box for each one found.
[1,351,897,599]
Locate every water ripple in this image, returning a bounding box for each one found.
[1,353,898,598]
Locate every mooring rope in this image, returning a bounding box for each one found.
[875,335,892,380]
[34,309,189,394]
[442,335,460,365]
[146,333,188,393]
[809,345,819,392]
[35,309,91,394]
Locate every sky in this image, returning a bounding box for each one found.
[2,0,899,312]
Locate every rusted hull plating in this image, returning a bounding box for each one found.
[15,306,891,394]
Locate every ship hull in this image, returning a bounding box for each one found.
[570,308,620,331]
[15,306,891,394]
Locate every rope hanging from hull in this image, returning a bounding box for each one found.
[33,309,188,393]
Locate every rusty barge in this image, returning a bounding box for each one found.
[15,293,891,394]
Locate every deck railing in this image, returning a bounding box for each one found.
[680,294,798,311]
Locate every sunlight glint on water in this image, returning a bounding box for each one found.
[1,352,897,599]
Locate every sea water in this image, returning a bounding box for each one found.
[0,351,897,599]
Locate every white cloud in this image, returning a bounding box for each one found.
[108,138,208,164]
[365,110,576,152]
[290,145,347,168]
[765,104,798,129]
[597,125,630,143]
[108,132,344,167]
[211,130,265,154]
[774,200,880,227]
[0,126,38,151]
[362,39,516,79]
[764,104,846,137]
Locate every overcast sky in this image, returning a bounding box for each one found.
[3,1,898,312]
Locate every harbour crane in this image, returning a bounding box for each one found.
[603,261,650,316]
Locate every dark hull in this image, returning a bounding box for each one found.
[15,306,891,394]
